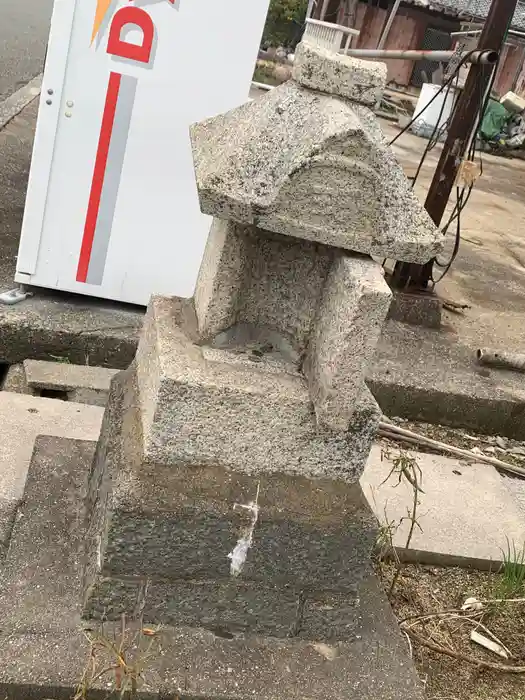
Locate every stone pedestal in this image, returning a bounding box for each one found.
[388,289,443,329]
[80,39,442,696]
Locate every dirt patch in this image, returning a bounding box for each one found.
[379,563,525,699]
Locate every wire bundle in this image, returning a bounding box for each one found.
[387,50,498,285]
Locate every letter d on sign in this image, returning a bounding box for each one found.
[107,5,155,64]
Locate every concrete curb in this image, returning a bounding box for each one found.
[368,320,525,439]
[0,316,139,369]
[0,74,42,131]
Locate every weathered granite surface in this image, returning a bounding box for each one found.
[194,217,249,340]
[135,296,380,478]
[0,434,424,700]
[293,42,387,107]
[84,364,378,621]
[195,219,333,349]
[85,576,366,641]
[191,81,441,263]
[305,254,392,430]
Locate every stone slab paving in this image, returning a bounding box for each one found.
[22,359,119,405]
[500,472,525,520]
[0,391,103,546]
[361,444,525,570]
[23,359,118,392]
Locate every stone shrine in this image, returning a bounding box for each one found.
[0,39,441,699]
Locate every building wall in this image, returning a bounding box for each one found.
[514,56,525,96]
[322,1,525,95]
[494,43,525,96]
[352,2,460,86]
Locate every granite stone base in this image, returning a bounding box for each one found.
[0,434,424,700]
[135,295,380,481]
[83,365,379,634]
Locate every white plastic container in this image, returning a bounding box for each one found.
[500,91,525,114]
[411,82,457,139]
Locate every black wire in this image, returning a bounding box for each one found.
[388,50,477,147]
[432,186,463,283]
[430,58,499,284]
[410,75,457,189]
[386,50,498,284]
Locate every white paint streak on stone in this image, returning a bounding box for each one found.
[228,483,260,576]
[96,536,102,570]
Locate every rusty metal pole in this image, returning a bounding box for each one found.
[391,0,518,290]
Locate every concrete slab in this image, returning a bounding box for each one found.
[0,392,103,547]
[368,319,525,438]
[0,434,424,700]
[24,360,118,392]
[1,363,29,393]
[361,444,525,570]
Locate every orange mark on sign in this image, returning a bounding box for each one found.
[91,0,113,43]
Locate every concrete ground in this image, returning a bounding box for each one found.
[0,0,53,101]
[362,444,525,570]
[384,119,525,353]
[2,93,525,428]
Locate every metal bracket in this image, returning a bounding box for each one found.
[0,287,33,305]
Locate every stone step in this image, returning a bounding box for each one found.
[2,360,119,406]
[0,391,104,550]
[0,434,424,700]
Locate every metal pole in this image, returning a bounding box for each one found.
[342,49,498,63]
[377,0,402,49]
[390,0,519,291]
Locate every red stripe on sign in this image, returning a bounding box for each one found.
[76,71,122,283]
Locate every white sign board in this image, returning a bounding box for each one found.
[16,0,269,305]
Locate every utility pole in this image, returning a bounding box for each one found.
[390,0,519,290]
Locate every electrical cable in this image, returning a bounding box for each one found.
[430,58,499,285]
[383,52,477,277]
[410,73,458,189]
[386,50,496,285]
[430,15,513,285]
[388,49,477,147]
[432,187,466,283]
